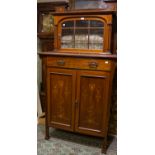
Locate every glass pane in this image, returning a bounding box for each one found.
[90,20,104,27]
[61,29,74,48]
[60,19,104,50]
[76,20,88,27]
[89,29,103,50]
[75,29,88,49]
[62,21,74,28]
[42,14,54,32]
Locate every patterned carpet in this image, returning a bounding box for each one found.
[37,125,117,155]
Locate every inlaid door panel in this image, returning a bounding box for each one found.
[75,70,110,137]
[47,68,76,131]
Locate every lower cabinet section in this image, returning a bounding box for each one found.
[45,57,116,154]
[47,67,111,136]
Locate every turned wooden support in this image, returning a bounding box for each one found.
[45,126,49,140]
[102,136,108,154]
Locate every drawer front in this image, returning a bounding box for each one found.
[47,57,112,71]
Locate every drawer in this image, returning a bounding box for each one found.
[47,57,112,71]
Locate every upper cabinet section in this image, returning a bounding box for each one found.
[54,14,112,53]
[37,1,117,54]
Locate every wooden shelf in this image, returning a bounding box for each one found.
[37,32,54,39]
[38,51,117,59]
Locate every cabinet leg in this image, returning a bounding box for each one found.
[102,136,107,154]
[45,126,49,140]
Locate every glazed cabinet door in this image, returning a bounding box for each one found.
[47,68,76,131]
[75,70,110,137]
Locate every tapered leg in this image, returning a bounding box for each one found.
[102,136,107,154]
[45,125,49,140]
[45,104,49,140]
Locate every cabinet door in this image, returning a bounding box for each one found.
[75,70,110,137]
[47,68,76,131]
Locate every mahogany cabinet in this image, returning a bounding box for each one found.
[38,4,117,153]
[39,53,116,154]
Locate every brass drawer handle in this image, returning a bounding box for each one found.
[57,60,65,66]
[88,62,98,69]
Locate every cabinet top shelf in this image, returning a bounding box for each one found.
[53,9,116,16]
[53,2,117,16]
[38,51,117,59]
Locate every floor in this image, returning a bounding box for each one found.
[37,117,117,155]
